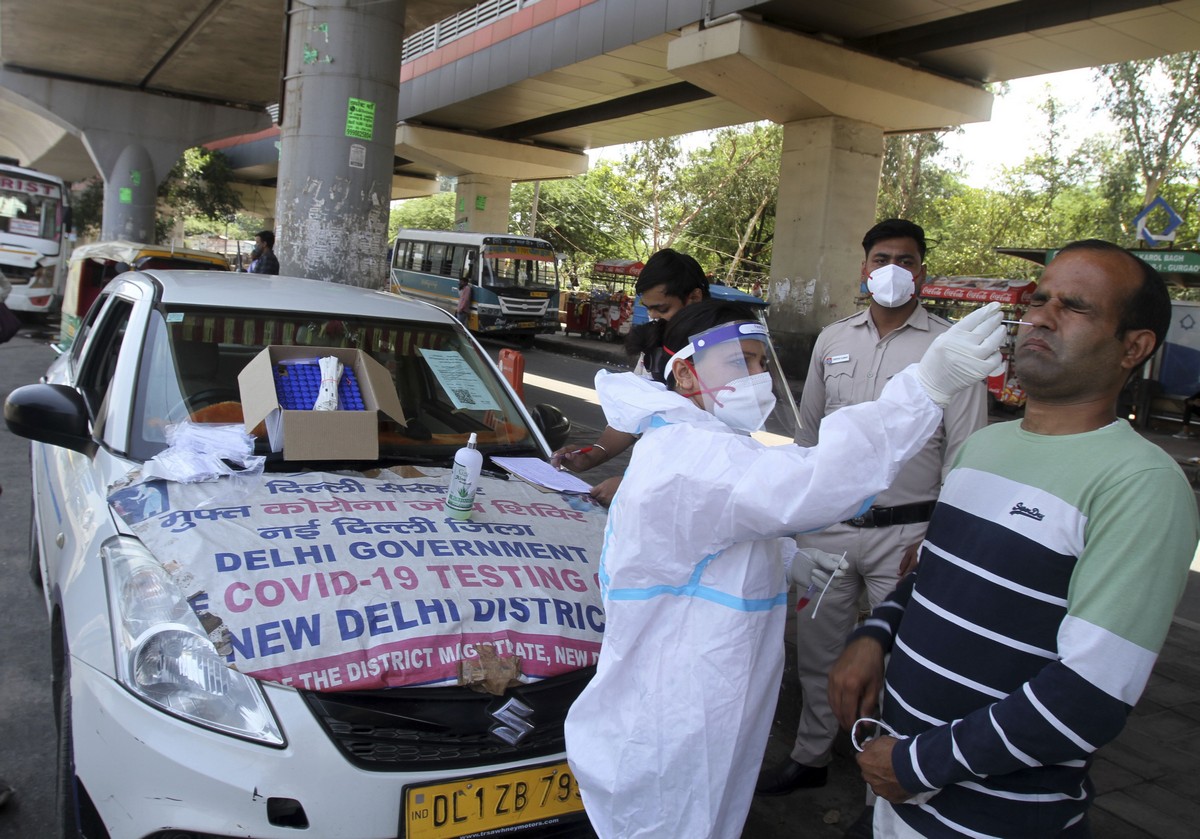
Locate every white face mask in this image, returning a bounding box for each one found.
[866,263,916,308]
[712,372,777,434]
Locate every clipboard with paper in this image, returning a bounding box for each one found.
[490,457,593,494]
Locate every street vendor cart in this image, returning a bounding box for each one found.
[920,276,1038,410]
[563,258,639,341]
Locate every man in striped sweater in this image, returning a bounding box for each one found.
[829,240,1200,838]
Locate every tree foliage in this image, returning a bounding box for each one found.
[878,130,957,222]
[675,123,780,284]
[156,147,243,243]
[70,178,104,240]
[70,147,244,244]
[389,192,456,240]
[1098,52,1200,207]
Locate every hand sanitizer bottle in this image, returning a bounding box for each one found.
[446,433,482,520]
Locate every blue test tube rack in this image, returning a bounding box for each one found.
[273,359,365,411]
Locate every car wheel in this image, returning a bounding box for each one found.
[56,659,108,839]
[29,498,43,589]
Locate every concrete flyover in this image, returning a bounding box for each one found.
[3,0,1200,362]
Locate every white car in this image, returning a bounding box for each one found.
[4,270,601,839]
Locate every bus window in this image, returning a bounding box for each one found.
[428,243,449,276]
[408,241,426,272]
[482,260,499,286]
[482,253,556,289]
[449,246,469,281]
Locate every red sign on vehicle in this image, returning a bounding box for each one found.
[921,279,1036,305]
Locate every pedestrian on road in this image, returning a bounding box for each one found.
[829,239,1200,838]
[1173,390,1200,438]
[565,297,1006,839]
[247,230,279,275]
[756,220,987,836]
[456,276,472,325]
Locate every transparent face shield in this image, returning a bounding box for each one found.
[666,319,800,441]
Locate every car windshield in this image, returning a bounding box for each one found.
[130,306,538,464]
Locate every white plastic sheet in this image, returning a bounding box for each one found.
[139,422,265,484]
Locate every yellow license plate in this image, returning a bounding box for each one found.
[530,291,548,298]
[516,321,537,329]
[403,762,584,839]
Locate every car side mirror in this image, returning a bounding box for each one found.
[4,383,95,455]
[531,403,571,452]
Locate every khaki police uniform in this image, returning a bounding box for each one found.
[789,304,987,768]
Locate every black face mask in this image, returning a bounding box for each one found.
[251,246,263,259]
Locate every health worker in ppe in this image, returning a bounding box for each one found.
[564,298,1007,839]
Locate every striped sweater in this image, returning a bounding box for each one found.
[853,419,1199,838]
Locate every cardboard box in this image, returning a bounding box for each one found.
[239,346,406,460]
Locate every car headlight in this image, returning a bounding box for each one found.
[30,266,53,288]
[103,537,284,746]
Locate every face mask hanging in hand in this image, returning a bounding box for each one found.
[867,264,916,308]
[712,372,777,434]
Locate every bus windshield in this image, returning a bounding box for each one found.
[481,246,557,290]
[0,175,62,242]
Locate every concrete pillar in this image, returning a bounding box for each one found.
[665,16,992,372]
[767,117,884,372]
[84,138,168,242]
[275,0,405,285]
[453,174,513,233]
[0,67,269,242]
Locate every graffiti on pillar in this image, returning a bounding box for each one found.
[329,176,352,212]
[119,187,132,205]
[303,44,333,64]
[345,98,375,140]
[130,169,141,187]
[303,22,333,65]
[280,173,390,286]
[475,195,487,211]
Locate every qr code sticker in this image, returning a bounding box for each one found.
[451,387,476,406]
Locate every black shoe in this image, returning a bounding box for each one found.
[754,759,828,795]
[843,806,873,839]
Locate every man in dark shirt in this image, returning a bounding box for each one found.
[249,230,280,275]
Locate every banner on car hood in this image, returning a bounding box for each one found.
[109,469,606,692]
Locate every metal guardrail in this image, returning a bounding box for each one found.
[401,0,531,63]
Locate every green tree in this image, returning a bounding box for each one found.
[678,123,781,286]
[1098,52,1200,209]
[388,192,455,240]
[157,147,243,243]
[618,137,686,252]
[510,158,665,269]
[70,178,104,240]
[877,130,957,222]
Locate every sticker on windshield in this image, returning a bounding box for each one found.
[419,348,501,411]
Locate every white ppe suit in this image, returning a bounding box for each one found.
[564,364,944,839]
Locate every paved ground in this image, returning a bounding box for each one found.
[532,329,1200,839]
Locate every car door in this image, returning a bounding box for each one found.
[35,284,144,649]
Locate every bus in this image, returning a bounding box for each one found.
[0,157,70,318]
[388,229,560,336]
